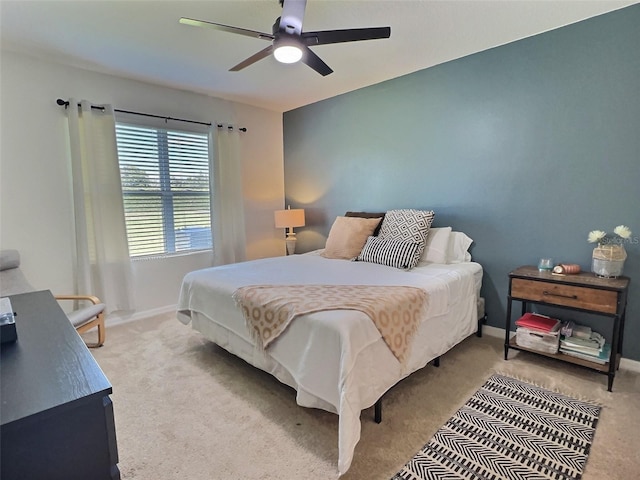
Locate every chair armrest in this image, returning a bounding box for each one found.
[54,294,106,347]
[54,294,102,305]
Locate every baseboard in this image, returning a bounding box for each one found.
[106,304,177,327]
[482,324,640,373]
[619,357,640,373]
[483,324,508,340]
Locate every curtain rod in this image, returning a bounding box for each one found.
[55,99,247,132]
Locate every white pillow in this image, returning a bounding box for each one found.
[417,227,452,266]
[448,231,473,263]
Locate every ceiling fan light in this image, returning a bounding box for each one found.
[273,45,303,64]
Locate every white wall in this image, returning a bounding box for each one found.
[0,50,285,319]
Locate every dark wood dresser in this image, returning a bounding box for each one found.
[1,290,119,480]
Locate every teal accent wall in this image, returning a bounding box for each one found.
[283,6,640,361]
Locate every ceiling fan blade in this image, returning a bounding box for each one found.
[303,26,390,46]
[180,17,274,41]
[301,47,333,76]
[279,0,307,34]
[230,45,275,72]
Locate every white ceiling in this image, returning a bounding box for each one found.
[1,0,636,113]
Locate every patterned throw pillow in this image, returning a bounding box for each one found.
[377,209,435,268]
[357,236,423,270]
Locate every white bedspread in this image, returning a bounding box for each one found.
[177,252,482,475]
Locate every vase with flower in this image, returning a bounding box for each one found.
[588,225,632,278]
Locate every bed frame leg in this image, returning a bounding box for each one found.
[477,314,487,338]
[373,351,444,424]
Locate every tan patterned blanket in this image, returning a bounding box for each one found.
[232,284,429,364]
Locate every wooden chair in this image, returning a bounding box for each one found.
[53,295,106,348]
[0,250,106,347]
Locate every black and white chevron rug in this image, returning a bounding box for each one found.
[392,374,601,480]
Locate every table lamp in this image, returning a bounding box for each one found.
[274,206,305,255]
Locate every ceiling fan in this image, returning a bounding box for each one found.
[179,0,391,76]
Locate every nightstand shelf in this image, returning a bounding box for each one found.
[504,266,629,391]
[507,337,620,373]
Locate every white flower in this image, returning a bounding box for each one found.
[588,230,606,243]
[614,225,632,239]
[588,225,633,245]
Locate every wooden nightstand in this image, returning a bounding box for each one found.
[504,265,629,391]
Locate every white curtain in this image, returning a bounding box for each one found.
[66,99,134,312]
[210,126,247,265]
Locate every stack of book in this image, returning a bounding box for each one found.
[515,313,561,354]
[560,327,611,365]
[515,313,561,333]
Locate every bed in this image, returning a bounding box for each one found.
[177,212,483,475]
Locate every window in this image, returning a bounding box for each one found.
[115,123,212,258]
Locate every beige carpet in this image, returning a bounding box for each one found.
[89,313,640,479]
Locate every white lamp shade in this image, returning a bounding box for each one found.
[274,209,305,229]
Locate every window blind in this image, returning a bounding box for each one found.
[115,123,212,258]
